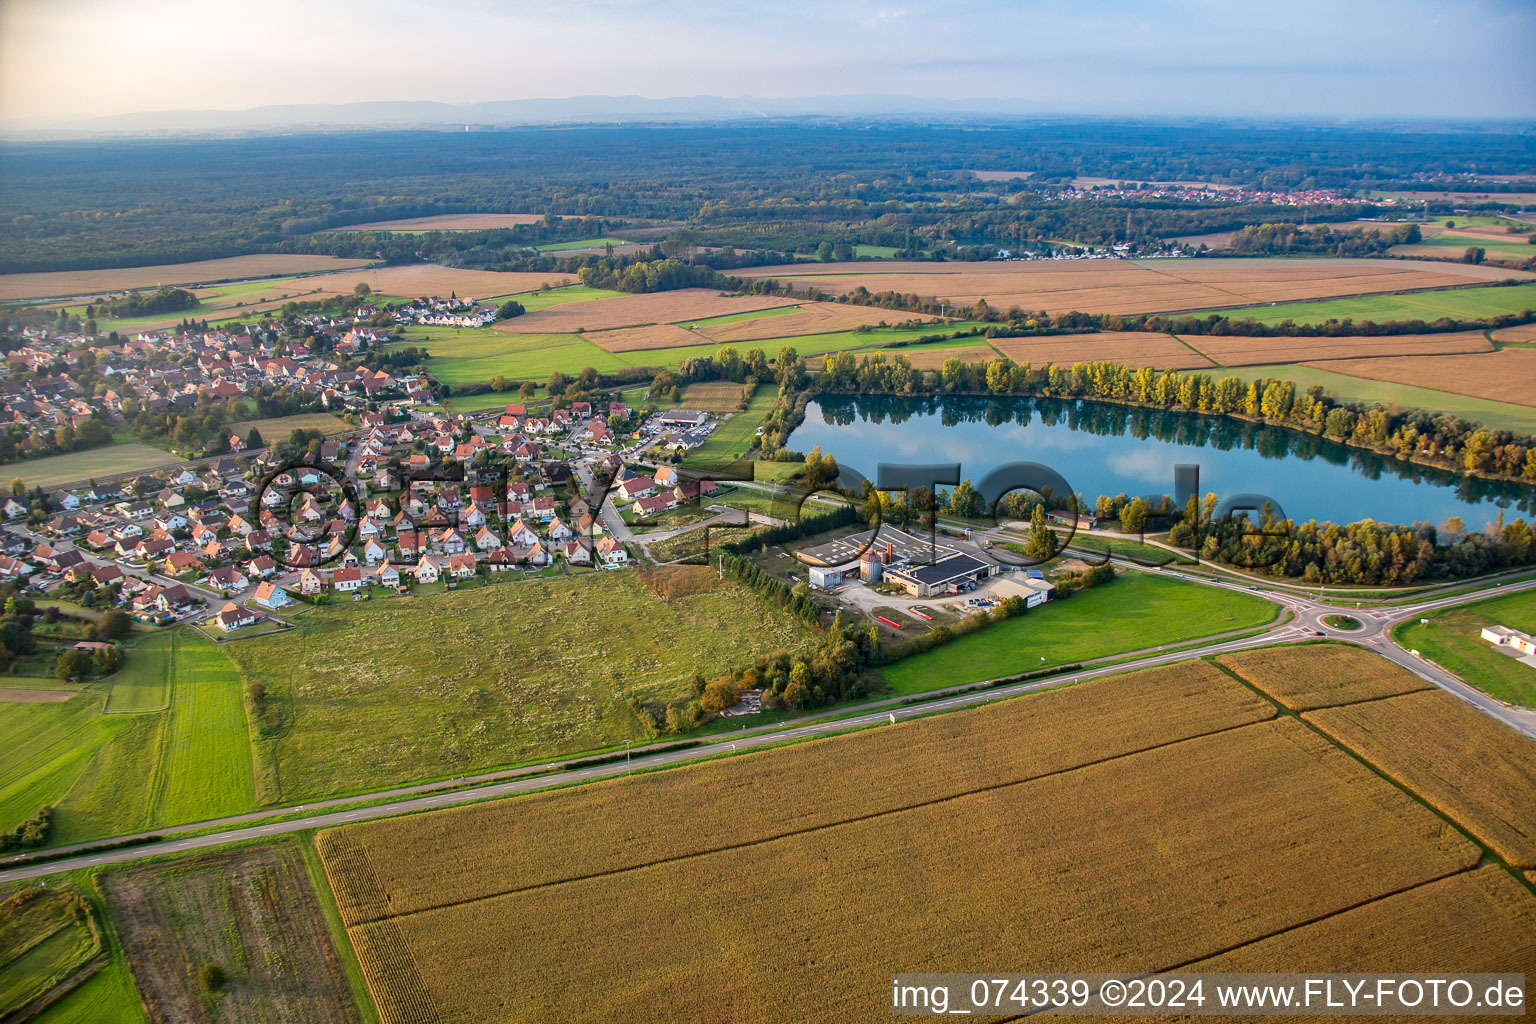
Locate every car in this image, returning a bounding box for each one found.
[1313,630,1325,636]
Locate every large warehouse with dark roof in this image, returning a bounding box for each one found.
[883,551,997,598]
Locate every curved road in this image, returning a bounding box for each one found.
[2,558,1532,885]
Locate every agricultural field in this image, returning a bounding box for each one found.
[323,213,549,231]
[102,632,174,713]
[6,442,184,490]
[536,236,629,251]
[1392,590,1536,707]
[229,411,352,438]
[0,883,102,1019]
[321,660,1270,922]
[0,254,373,303]
[679,380,751,412]
[682,385,776,467]
[1192,866,1534,972]
[302,264,561,301]
[1305,689,1536,868]
[734,257,1526,315]
[319,647,1517,1024]
[57,275,342,333]
[860,342,998,370]
[582,323,701,351]
[1215,280,1536,325]
[394,327,630,382]
[990,331,1212,369]
[0,629,254,848]
[690,302,926,345]
[103,844,361,1024]
[492,288,800,334]
[1214,642,1431,710]
[1188,329,1493,367]
[1218,362,1536,433]
[1300,346,1536,408]
[881,571,1277,693]
[512,284,623,310]
[222,570,818,803]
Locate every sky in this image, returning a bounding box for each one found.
[1,0,1533,125]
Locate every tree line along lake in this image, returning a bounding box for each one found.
[784,395,1536,528]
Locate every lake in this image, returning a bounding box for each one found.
[785,395,1536,527]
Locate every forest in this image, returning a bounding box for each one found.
[3,121,1533,272]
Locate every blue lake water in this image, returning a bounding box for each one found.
[785,395,1536,527]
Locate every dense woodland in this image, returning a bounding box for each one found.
[3,121,1534,272]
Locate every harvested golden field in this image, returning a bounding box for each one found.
[693,302,916,344]
[319,660,1272,926]
[305,264,569,300]
[1196,329,1493,367]
[1492,322,1536,343]
[1217,643,1433,710]
[1306,688,1536,868]
[1302,347,1536,407]
[680,380,750,412]
[0,254,373,302]
[324,213,548,231]
[585,323,702,351]
[735,257,1527,315]
[1192,866,1536,972]
[991,331,1213,369]
[883,343,999,370]
[1383,190,1536,204]
[339,719,1475,1024]
[493,288,799,334]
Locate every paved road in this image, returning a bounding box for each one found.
[3,563,1532,885]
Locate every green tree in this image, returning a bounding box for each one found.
[816,241,835,262]
[245,428,263,450]
[1024,502,1059,560]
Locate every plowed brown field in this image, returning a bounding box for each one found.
[0,254,374,302]
[990,331,1212,368]
[1302,347,1536,407]
[1196,330,1493,367]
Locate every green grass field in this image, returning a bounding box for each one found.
[683,385,776,467]
[441,388,546,413]
[0,630,254,847]
[1392,589,1536,707]
[57,276,331,332]
[683,306,799,328]
[102,633,173,713]
[502,285,625,309]
[854,245,901,258]
[1212,282,1536,325]
[400,318,992,385]
[230,412,351,439]
[223,571,819,803]
[29,956,147,1024]
[881,571,1278,693]
[5,442,183,490]
[535,237,629,252]
[1219,363,1536,433]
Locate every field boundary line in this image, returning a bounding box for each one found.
[1168,332,1217,365]
[336,713,1279,926]
[986,865,1487,1024]
[1208,658,1536,892]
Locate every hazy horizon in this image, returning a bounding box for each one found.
[2,0,1533,127]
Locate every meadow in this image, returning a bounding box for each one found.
[0,883,101,1019]
[880,571,1277,693]
[223,571,818,803]
[230,411,352,438]
[7,442,184,490]
[1391,590,1536,707]
[0,630,254,848]
[1216,280,1536,325]
[320,646,1526,1024]
[682,385,777,467]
